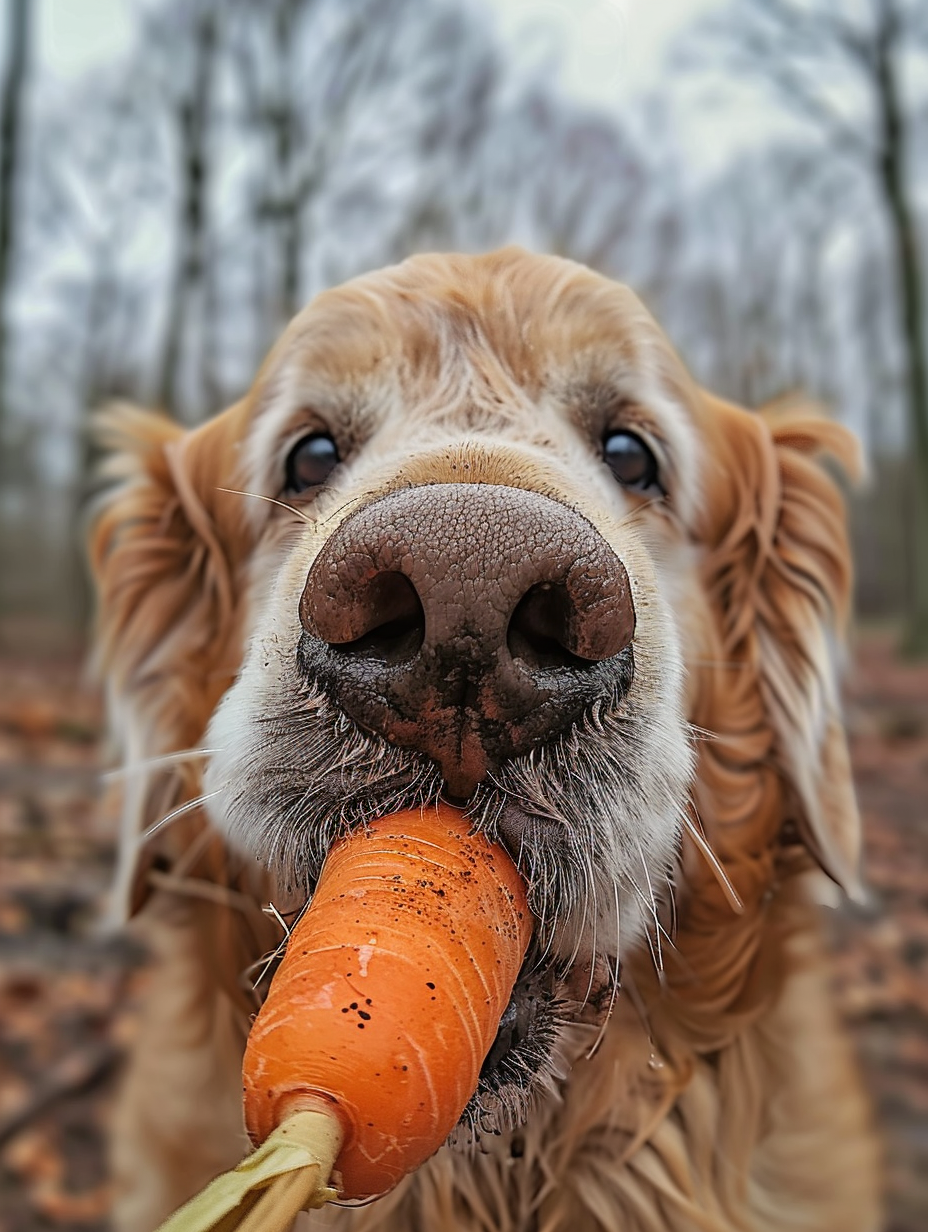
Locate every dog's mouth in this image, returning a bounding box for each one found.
[450,792,624,1142]
[453,939,617,1148]
[255,820,620,1146]
[207,664,685,1136]
[251,775,623,1144]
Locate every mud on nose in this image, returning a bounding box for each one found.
[298,483,635,798]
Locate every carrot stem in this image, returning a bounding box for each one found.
[234,1167,326,1232]
[153,1108,343,1232]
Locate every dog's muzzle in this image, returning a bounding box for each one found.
[298,483,635,797]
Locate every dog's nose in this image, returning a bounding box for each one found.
[298,484,635,797]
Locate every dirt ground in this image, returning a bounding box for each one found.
[0,631,926,1232]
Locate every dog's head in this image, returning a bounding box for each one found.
[91,248,861,1136]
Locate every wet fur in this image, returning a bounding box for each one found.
[91,250,880,1231]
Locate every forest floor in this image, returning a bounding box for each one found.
[0,629,926,1232]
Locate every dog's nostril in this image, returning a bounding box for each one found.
[330,571,425,665]
[507,583,594,671]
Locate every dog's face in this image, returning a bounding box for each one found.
[201,251,701,1125]
[93,248,862,1143]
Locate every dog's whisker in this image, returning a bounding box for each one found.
[666,865,679,941]
[634,838,664,975]
[580,888,601,1010]
[624,871,665,979]
[251,942,288,992]
[560,845,591,970]
[137,789,222,845]
[513,825,527,878]
[586,879,622,1060]
[529,858,560,969]
[215,486,310,524]
[619,962,658,1066]
[687,659,752,671]
[577,840,599,1008]
[681,811,744,915]
[687,724,721,743]
[262,900,292,937]
[612,495,665,532]
[624,873,676,954]
[687,724,759,751]
[103,747,218,781]
[314,487,383,530]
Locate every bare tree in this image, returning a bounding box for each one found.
[228,0,507,329]
[693,0,928,649]
[156,2,219,418]
[0,0,29,452]
[231,0,310,330]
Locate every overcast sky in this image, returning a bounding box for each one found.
[34,0,721,102]
[35,0,133,81]
[487,0,724,105]
[32,0,779,179]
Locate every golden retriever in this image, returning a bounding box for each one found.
[91,249,880,1232]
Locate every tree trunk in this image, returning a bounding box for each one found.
[0,0,29,626]
[159,8,217,419]
[274,0,302,324]
[0,0,29,450]
[873,1,928,654]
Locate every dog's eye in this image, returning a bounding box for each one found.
[603,430,659,491]
[285,433,340,492]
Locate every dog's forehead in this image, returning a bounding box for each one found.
[272,249,662,401]
[244,249,703,524]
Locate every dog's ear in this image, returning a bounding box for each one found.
[89,402,257,916]
[90,401,255,755]
[694,393,864,898]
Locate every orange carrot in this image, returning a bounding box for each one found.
[242,803,531,1202]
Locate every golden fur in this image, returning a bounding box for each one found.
[91,249,880,1232]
